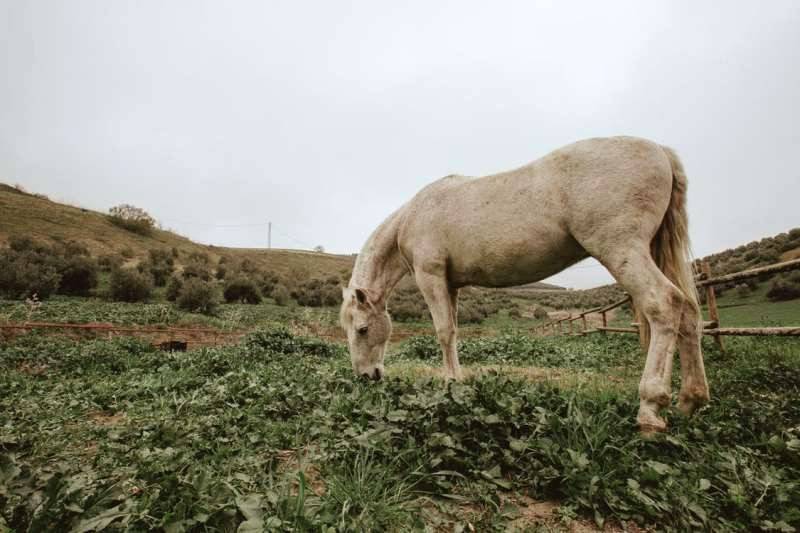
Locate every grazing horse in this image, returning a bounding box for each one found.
[340,136,709,432]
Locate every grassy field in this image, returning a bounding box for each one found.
[708,284,800,328]
[2,309,799,531]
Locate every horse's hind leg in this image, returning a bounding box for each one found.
[601,247,686,433]
[414,267,463,380]
[676,304,709,415]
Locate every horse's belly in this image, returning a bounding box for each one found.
[447,232,588,288]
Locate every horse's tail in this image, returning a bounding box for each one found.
[638,146,700,349]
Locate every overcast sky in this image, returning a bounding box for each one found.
[2,1,798,288]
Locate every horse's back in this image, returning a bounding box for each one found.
[398,136,674,287]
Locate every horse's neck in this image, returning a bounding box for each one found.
[350,210,408,300]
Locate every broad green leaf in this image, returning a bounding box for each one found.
[236,494,264,521]
[509,438,526,452]
[646,460,671,476]
[386,409,408,422]
[71,503,131,533]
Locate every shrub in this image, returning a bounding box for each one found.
[148,248,174,266]
[187,251,210,264]
[735,283,752,299]
[108,268,153,302]
[58,256,99,296]
[390,300,427,322]
[238,258,259,273]
[533,306,549,319]
[458,301,488,324]
[181,260,212,281]
[8,236,48,253]
[56,240,90,258]
[120,246,135,259]
[272,283,291,306]
[108,204,156,236]
[0,239,98,298]
[293,277,342,307]
[139,249,174,286]
[144,262,172,286]
[766,276,800,301]
[215,265,227,280]
[0,250,61,299]
[176,278,219,314]
[165,275,183,302]
[97,253,124,271]
[223,277,262,304]
[259,271,282,296]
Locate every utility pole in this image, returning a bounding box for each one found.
[268,221,272,249]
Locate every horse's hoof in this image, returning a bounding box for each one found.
[638,422,666,438]
[677,396,707,417]
[637,408,667,436]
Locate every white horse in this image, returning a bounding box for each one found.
[340,136,709,432]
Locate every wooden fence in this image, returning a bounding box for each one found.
[531,258,800,347]
[2,258,798,351]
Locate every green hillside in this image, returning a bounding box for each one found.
[0,183,354,280]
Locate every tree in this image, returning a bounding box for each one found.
[108,204,156,235]
[314,245,325,253]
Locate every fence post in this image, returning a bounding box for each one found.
[600,311,607,335]
[701,261,724,352]
[581,313,588,334]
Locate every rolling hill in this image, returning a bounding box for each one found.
[0,183,354,280]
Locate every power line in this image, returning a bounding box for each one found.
[161,218,318,247]
[160,218,268,228]
[273,228,315,250]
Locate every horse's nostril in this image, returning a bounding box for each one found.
[373,368,382,381]
[361,372,371,380]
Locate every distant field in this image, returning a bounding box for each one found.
[706,284,800,328]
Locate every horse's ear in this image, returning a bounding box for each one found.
[342,287,369,306]
[354,288,368,305]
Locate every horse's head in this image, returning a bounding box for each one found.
[340,287,392,381]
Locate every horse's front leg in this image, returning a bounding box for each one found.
[415,268,462,380]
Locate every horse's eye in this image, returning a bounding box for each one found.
[357,326,368,336]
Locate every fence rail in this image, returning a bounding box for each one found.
[532,259,800,347]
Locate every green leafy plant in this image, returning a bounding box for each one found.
[2,327,799,531]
